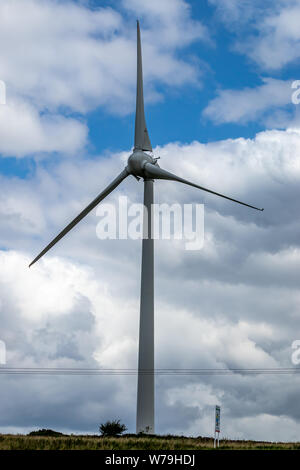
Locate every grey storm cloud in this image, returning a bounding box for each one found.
[2,126,300,438]
[1,0,300,441]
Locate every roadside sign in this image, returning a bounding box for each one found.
[215,405,221,432]
[214,405,221,448]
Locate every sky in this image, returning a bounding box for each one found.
[1,0,300,441]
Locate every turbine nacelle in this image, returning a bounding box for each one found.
[126,149,158,178]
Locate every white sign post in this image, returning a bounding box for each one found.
[214,405,221,448]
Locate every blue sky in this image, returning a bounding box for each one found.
[1,0,300,440]
[1,0,298,177]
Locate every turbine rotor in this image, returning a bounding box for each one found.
[126,149,158,178]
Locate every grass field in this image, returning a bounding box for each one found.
[0,434,300,450]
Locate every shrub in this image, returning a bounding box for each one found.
[99,420,127,437]
[28,429,64,437]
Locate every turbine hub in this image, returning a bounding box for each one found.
[126,150,157,178]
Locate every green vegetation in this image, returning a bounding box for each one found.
[99,420,127,437]
[28,429,65,437]
[0,434,300,450]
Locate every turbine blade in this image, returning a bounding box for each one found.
[134,20,152,152]
[29,168,129,267]
[144,163,264,211]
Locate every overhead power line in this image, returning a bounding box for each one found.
[0,367,299,376]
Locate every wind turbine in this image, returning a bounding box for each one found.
[29,21,263,434]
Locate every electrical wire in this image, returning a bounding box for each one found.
[0,367,299,376]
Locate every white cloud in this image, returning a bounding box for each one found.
[123,0,210,48]
[246,2,300,70]
[210,0,300,71]
[1,126,300,437]
[0,98,88,157]
[0,0,209,157]
[2,0,300,440]
[203,78,294,126]
[209,0,260,26]
[225,414,300,442]
[0,0,123,113]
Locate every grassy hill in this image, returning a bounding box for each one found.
[0,433,300,450]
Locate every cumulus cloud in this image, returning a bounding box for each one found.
[1,127,300,438]
[0,98,88,157]
[0,0,207,113]
[210,0,300,71]
[0,0,209,157]
[245,2,300,70]
[203,78,294,126]
[122,0,210,48]
[209,0,271,28]
[1,0,300,441]
[204,2,300,130]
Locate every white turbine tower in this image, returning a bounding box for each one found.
[29,21,263,434]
